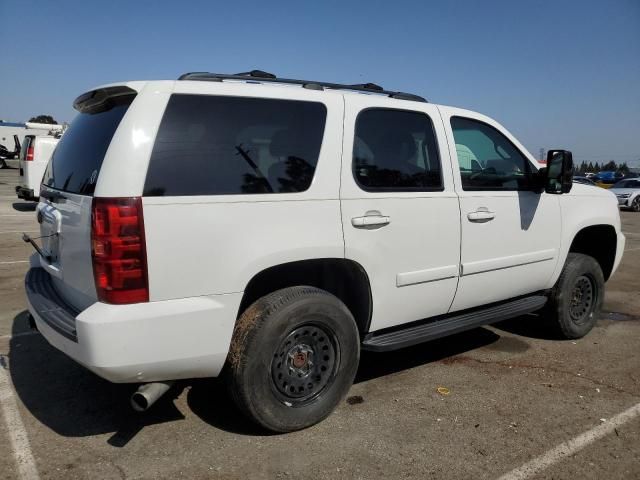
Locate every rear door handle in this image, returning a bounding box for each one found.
[467,210,495,222]
[351,214,391,228]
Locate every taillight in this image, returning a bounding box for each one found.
[91,197,149,304]
[25,146,34,161]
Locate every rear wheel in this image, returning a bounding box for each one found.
[543,253,604,339]
[226,286,360,432]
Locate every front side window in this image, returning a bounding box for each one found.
[451,117,535,191]
[352,109,442,191]
[144,95,327,196]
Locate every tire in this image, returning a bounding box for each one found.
[543,253,604,339]
[631,196,640,213]
[0,159,7,169]
[226,286,360,432]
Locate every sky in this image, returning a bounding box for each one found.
[1,0,639,166]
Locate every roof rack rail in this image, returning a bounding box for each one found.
[177,71,427,103]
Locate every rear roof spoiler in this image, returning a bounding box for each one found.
[73,86,137,114]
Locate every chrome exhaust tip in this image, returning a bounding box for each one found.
[130,381,174,412]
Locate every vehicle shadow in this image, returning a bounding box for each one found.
[517,191,541,231]
[12,201,37,212]
[185,326,501,435]
[8,311,185,447]
[9,311,525,440]
[492,312,563,340]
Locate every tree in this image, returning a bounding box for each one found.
[578,161,587,173]
[587,161,595,172]
[618,162,630,174]
[28,115,57,124]
[602,160,617,172]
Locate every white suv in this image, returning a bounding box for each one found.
[24,71,625,432]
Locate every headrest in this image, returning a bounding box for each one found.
[270,129,298,158]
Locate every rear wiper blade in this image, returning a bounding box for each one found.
[22,233,52,264]
[40,190,67,202]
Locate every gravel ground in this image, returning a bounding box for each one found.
[0,167,638,480]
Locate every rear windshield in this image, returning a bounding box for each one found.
[143,94,327,196]
[42,95,134,195]
[19,136,34,160]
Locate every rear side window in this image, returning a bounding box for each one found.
[352,108,442,191]
[143,95,327,196]
[42,95,134,195]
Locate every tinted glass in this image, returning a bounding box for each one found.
[144,95,327,196]
[613,179,640,188]
[42,95,134,195]
[353,109,442,191]
[20,135,34,160]
[451,117,535,191]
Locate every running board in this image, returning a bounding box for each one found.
[362,295,547,352]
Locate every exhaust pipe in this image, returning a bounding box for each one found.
[130,381,174,412]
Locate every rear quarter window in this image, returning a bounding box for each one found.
[42,94,134,195]
[143,94,327,196]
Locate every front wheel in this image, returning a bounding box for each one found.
[543,253,605,339]
[225,286,360,432]
[631,196,640,212]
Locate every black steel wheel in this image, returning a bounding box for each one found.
[270,324,339,406]
[569,275,596,325]
[226,286,359,432]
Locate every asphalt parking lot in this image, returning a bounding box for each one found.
[0,167,638,480]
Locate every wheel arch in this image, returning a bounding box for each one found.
[237,258,373,336]
[568,224,618,280]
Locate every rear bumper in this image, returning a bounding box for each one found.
[15,185,35,200]
[26,267,242,383]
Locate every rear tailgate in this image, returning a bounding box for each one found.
[36,88,137,311]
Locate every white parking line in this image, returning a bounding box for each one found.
[0,356,40,480]
[0,331,39,341]
[0,261,29,265]
[496,402,640,480]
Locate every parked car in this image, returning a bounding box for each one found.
[15,134,60,201]
[573,176,596,186]
[24,71,625,432]
[609,178,640,212]
[594,170,622,188]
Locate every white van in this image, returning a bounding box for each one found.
[16,134,59,201]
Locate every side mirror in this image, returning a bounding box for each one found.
[545,150,573,194]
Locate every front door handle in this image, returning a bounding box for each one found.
[467,209,495,222]
[351,213,391,228]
